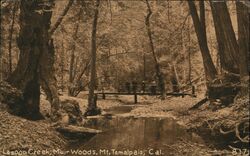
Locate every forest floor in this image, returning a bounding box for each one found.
[0,107,66,154]
[0,91,248,156]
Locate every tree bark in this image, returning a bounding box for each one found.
[236,1,249,94]
[60,37,65,92]
[199,1,207,44]
[188,1,217,82]
[39,39,60,116]
[49,0,74,36]
[7,0,55,120]
[85,0,101,116]
[171,64,180,92]
[187,18,192,84]
[210,1,239,74]
[8,2,18,74]
[145,0,166,99]
[68,8,82,96]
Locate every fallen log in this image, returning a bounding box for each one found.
[56,125,102,135]
[189,97,208,110]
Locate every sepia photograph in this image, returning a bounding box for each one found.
[0,0,249,155]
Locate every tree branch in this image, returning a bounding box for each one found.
[49,0,74,36]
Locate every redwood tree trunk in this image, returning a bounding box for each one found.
[236,1,249,94]
[7,0,59,120]
[210,1,239,74]
[8,3,17,74]
[199,1,207,43]
[188,1,217,82]
[39,39,60,116]
[7,0,53,119]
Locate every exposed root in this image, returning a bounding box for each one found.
[235,119,249,143]
[219,127,234,135]
[205,120,222,136]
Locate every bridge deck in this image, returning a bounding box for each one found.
[94,92,196,104]
[95,92,194,96]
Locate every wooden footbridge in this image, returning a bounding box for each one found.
[95,83,196,104]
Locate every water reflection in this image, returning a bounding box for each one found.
[68,117,203,156]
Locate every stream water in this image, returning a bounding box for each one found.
[67,115,204,156]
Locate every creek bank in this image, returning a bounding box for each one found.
[0,109,66,153]
[181,96,249,149]
[128,95,249,152]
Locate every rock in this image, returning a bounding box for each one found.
[59,99,83,125]
[60,113,70,125]
[0,81,23,114]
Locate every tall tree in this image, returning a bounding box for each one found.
[49,0,74,36]
[60,34,65,92]
[187,18,192,84]
[210,1,239,74]
[236,1,249,94]
[7,0,59,120]
[188,1,217,82]
[7,0,51,119]
[145,0,166,99]
[85,0,101,116]
[199,1,206,43]
[68,8,82,96]
[8,2,18,74]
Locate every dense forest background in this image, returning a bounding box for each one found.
[2,0,204,91]
[0,0,249,115]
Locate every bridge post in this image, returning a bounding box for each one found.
[134,93,137,104]
[192,85,195,95]
[102,93,105,99]
[132,81,138,103]
[102,89,105,99]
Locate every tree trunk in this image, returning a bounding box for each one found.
[7,0,55,120]
[145,0,166,99]
[85,0,101,116]
[71,61,91,97]
[236,1,249,95]
[60,37,65,92]
[171,64,180,92]
[39,39,60,116]
[49,0,74,36]
[8,3,18,74]
[187,18,192,84]
[199,1,207,44]
[188,1,217,83]
[68,8,82,96]
[210,1,239,74]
